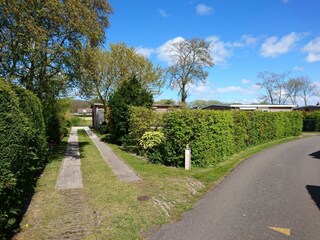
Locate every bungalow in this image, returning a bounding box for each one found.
[152,104,182,113]
[294,105,320,112]
[77,108,92,115]
[202,104,296,112]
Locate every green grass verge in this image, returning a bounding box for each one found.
[15,130,302,240]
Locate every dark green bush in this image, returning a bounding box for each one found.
[44,98,71,144]
[108,76,153,143]
[11,85,48,168]
[0,81,47,237]
[98,121,109,134]
[303,111,320,131]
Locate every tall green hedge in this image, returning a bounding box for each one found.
[161,110,235,167]
[0,81,47,237]
[151,110,302,167]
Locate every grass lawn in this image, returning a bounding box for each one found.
[14,130,302,239]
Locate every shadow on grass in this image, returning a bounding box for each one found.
[77,129,91,158]
[9,138,69,239]
[88,127,118,144]
[306,185,320,210]
[78,141,90,158]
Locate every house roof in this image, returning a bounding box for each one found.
[294,105,320,110]
[153,104,181,108]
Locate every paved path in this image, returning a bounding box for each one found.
[56,127,83,189]
[56,126,140,189]
[82,127,141,182]
[152,136,320,240]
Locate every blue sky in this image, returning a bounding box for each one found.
[105,0,320,105]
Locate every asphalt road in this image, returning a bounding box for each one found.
[152,136,320,240]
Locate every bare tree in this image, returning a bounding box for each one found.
[300,76,317,106]
[257,71,290,104]
[165,38,214,104]
[284,78,303,105]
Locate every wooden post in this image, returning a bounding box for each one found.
[185,144,191,170]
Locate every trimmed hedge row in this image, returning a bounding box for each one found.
[0,81,47,237]
[234,111,302,149]
[149,110,302,167]
[161,110,235,167]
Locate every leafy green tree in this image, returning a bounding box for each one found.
[108,76,153,143]
[78,43,163,116]
[165,38,214,104]
[188,99,222,108]
[0,0,112,142]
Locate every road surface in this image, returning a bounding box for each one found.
[152,136,320,240]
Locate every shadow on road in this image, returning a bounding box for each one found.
[306,185,320,210]
[309,150,320,159]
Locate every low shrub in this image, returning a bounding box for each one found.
[140,131,165,152]
[127,106,163,152]
[67,116,81,126]
[98,121,109,134]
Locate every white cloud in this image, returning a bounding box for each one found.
[241,79,252,84]
[159,9,169,18]
[292,66,304,72]
[138,34,257,66]
[214,84,260,95]
[206,36,232,65]
[189,84,210,95]
[196,4,214,16]
[260,32,302,58]
[233,35,257,47]
[156,36,185,64]
[302,37,320,63]
[305,53,320,63]
[215,86,244,93]
[136,46,156,58]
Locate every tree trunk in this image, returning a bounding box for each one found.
[181,83,187,105]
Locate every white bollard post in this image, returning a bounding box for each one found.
[185,144,191,170]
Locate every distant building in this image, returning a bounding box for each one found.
[294,105,320,112]
[202,104,296,112]
[77,108,92,115]
[152,104,182,113]
[91,103,182,129]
